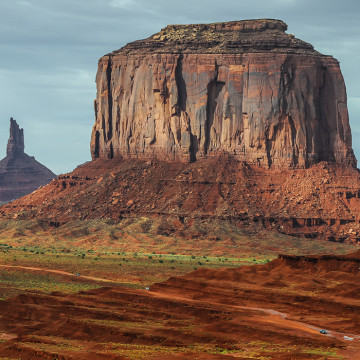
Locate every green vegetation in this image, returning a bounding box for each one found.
[0,269,99,299]
[0,242,273,299]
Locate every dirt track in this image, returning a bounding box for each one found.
[150,290,360,344]
[0,264,123,284]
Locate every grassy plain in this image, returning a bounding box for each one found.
[0,242,271,299]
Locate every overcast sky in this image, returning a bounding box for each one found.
[0,0,359,174]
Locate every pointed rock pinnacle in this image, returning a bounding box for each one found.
[6,117,24,158]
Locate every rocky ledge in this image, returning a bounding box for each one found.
[111,19,317,55]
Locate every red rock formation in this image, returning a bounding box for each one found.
[0,20,359,245]
[0,118,56,203]
[91,19,356,168]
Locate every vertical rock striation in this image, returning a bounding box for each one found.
[7,118,25,158]
[91,19,356,168]
[0,118,56,203]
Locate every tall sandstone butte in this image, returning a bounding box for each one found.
[91,19,356,168]
[0,118,56,203]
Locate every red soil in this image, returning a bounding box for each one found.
[2,156,360,244]
[0,252,359,359]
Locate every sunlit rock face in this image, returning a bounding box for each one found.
[0,118,56,203]
[91,19,356,168]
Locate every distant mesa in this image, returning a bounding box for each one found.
[0,118,56,204]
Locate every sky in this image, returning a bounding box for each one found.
[0,0,359,174]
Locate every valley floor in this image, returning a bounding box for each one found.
[0,243,359,359]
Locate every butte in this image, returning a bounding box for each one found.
[1,19,360,244]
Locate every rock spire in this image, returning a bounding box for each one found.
[7,118,24,158]
[0,118,56,203]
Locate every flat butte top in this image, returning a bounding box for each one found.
[109,19,321,56]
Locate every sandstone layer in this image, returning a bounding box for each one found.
[91,19,356,168]
[0,118,56,203]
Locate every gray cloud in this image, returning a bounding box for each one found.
[0,0,359,173]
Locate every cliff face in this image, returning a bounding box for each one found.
[91,19,356,168]
[0,118,56,203]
